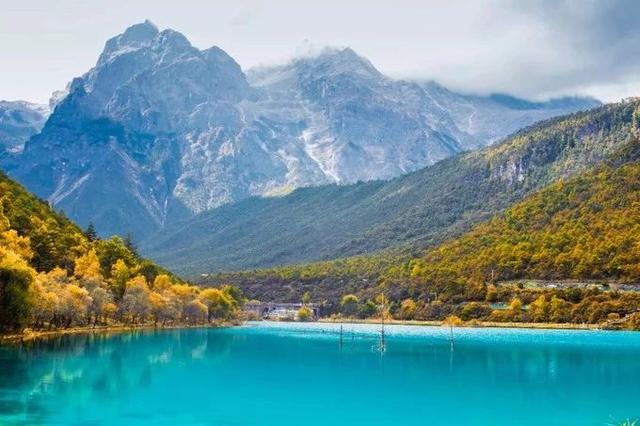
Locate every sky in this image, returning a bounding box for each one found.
[2,0,640,104]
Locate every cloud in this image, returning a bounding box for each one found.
[388,0,640,101]
[3,0,640,103]
[229,9,254,27]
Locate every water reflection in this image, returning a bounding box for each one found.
[0,329,237,425]
[0,326,639,425]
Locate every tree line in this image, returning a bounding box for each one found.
[0,172,243,333]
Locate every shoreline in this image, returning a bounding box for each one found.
[318,317,603,330]
[0,322,238,345]
[0,318,623,344]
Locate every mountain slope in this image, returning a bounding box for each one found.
[418,82,600,145]
[198,142,640,330]
[200,138,640,308]
[0,170,173,277]
[0,169,176,330]
[2,22,597,239]
[408,158,640,288]
[0,169,245,332]
[0,101,49,154]
[143,100,640,275]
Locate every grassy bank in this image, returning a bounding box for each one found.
[318,317,603,331]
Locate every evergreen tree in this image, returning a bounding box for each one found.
[85,222,97,242]
[124,232,138,256]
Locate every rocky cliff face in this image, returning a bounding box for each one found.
[247,48,475,184]
[2,21,600,238]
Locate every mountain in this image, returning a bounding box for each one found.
[3,21,598,239]
[417,82,600,145]
[198,140,640,330]
[5,20,253,238]
[0,101,49,154]
[143,100,640,275]
[246,49,473,184]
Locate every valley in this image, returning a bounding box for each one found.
[1,22,637,332]
[1,7,640,425]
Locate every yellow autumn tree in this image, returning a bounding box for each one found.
[110,259,130,299]
[120,275,151,323]
[398,298,417,320]
[199,288,234,322]
[74,249,102,280]
[152,274,172,291]
[1,230,32,260]
[149,291,170,326]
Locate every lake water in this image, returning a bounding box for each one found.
[1,322,639,425]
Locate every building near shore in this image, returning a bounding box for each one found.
[244,302,319,321]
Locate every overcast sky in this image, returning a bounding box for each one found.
[2,0,640,104]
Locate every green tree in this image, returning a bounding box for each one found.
[221,284,244,309]
[358,300,378,318]
[340,294,360,317]
[0,249,35,331]
[110,259,130,300]
[199,288,234,322]
[124,233,138,256]
[96,236,135,275]
[85,222,97,242]
[460,302,492,321]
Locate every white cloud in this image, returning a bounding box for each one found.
[1,0,640,103]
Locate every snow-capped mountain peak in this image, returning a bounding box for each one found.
[1,23,600,239]
[296,47,383,79]
[98,20,159,65]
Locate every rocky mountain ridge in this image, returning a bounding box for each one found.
[1,21,600,238]
[143,100,639,275]
[0,101,49,154]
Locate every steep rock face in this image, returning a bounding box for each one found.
[142,101,639,275]
[8,21,259,236]
[247,49,472,183]
[0,101,49,154]
[3,22,600,238]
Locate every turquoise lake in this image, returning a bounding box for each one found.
[1,322,639,425]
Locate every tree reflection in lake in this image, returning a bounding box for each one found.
[0,329,234,424]
[1,324,639,425]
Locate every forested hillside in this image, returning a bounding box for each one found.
[408,158,640,288]
[0,172,241,332]
[200,139,640,329]
[146,100,640,275]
